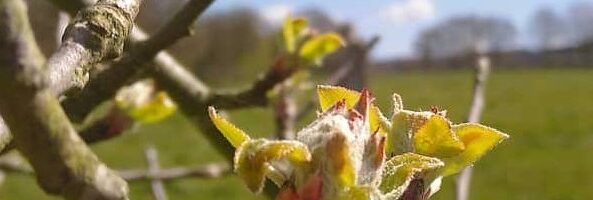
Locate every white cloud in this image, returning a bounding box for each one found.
[261,4,292,25]
[382,0,435,24]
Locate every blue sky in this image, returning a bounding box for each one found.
[207,0,591,59]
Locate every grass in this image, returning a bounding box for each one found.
[2,68,593,199]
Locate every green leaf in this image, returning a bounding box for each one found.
[386,111,413,157]
[379,153,444,199]
[299,33,344,65]
[413,115,465,158]
[234,139,311,193]
[208,107,250,148]
[317,85,361,111]
[283,17,308,53]
[441,123,509,176]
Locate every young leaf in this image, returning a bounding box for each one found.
[379,153,444,199]
[208,107,251,148]
[317,85,361,111]
[369,105,390,137]
[127,92,177,123]
[234,139,312,193]
[413,115,465,158]
[441,123,509,176]
[299,33,344,65]
[326,133,356,187]
[386,112,412,156]
[283,17,308,53]
[115,80,177,123]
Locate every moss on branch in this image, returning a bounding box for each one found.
[0,0,129,199]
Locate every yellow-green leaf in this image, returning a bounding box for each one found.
[413,115,465,158]
[234,139,311,193]
[442,123,509,176]
[127,92,177,123]
[317,85,361,111]
[380,153,444,199]
[299,33,344,65]
[339,186,375,200]
[326,133,356,187]
[115,80,177,123]
[369,105,390,136]
[208,107,250,148]
[283,17,308,53]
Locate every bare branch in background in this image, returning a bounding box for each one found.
[274,86,297,140]
[0,154,230,182]
[145,147,168,200]
[0,0,128,198]
[118,163,230,181]
[455,53,491,200]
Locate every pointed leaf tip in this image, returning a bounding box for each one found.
[283,17,308,53]
[317,85,361,112]
[442,123,509,176]
[208,106,250,148]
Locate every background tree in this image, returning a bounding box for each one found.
[414,15,517,60]
[529,7,568,51]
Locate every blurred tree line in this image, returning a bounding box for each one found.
[407,2,593,70]
[26,0,593,74]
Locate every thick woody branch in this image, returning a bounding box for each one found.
[60,0,214,123]
[47,0,142,96]
[0,0,142,153]
[0,0,128,199]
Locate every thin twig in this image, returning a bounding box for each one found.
[0,155,230,181]
[455,54,491,200]
[145,147,168,200]
[119,163,230,181]
[274,85,297,140]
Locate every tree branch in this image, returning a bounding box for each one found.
[0,0,142,153]
[0,0,128,198]
[205,57,297,110]
[47,0,142,96]
[0,157,230,182]
[455,54,491,200]
[60,0,214,123]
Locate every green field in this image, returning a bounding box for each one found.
[2,68,593,199]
